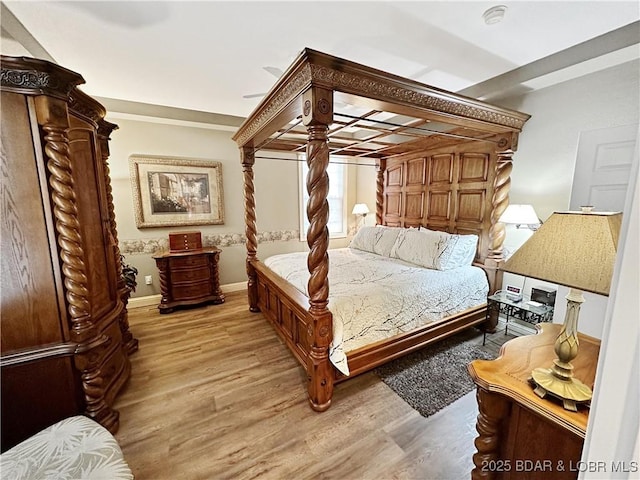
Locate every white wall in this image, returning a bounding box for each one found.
[106,116,358,297]
[499,59,639,221]
[496,59,639,338]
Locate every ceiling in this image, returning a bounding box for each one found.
[2,1,639,122]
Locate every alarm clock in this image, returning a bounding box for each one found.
[505,284,523,302]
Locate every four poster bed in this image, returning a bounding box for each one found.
[232,48,530,411]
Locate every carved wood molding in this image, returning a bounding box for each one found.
[69,89,107,125]
[234,64,312,146]
[233,60,528,149]
[309,64,527,130]
[0,335,110,368]
[0,55,84,99]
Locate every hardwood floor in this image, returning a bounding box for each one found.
[114,290,521,480]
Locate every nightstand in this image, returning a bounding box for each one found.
[486,292,554,339]
[153,247,225,313]
[468,323,600,479]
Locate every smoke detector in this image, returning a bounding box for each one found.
[483,5,507,25]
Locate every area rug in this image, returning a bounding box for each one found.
[374,328,498,418]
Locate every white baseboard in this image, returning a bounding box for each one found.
[127,281,247,310]
[128,294,161,309]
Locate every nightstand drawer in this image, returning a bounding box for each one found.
[170,255,209,269]
[172,281,213,300]
[171,266,210,283]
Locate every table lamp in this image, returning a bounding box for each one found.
[500,207,622,411]
[352,203,369,229]
[352,203,370,218]
[498,204,541,230]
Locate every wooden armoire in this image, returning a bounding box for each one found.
[0,56,137,451]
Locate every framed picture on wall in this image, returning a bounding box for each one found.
[129,155,225,228]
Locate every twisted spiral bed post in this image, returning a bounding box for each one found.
[489,149,513,261]
[241,147,260,312]
[302,87,334,412]
[376,159,386,226]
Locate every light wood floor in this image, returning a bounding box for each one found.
[114,290,519,480]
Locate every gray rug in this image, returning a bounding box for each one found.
[374,328,498,418]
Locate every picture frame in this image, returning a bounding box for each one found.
[129,155,225,228]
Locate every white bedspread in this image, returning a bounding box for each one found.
[264,248,488,375]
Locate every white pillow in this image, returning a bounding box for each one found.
[439,233,479,269]
[349,225,402,257]
[390,228,478,270]
[390,228,448,269]
[372,226,402,257]
[349,226,378,253]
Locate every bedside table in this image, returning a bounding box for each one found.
[468,323,600,479]
[153,247,225,313]
[486,292,554,338]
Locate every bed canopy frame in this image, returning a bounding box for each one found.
[233,48,530,411]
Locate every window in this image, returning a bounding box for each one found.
[299,155,347,241]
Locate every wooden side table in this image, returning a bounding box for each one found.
[153,247,225,313]
[468,323,600,480]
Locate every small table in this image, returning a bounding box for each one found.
[468,324,600,480]
[487,292,554,337]
[153,247,225,313]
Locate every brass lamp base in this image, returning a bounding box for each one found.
[531,366,592,412]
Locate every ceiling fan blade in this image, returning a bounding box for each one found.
[263,66,284,78]
[242,92,267,99]
[243,66,284,99]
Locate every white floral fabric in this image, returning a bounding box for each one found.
[264,247,488,375]
[0,416,133,480]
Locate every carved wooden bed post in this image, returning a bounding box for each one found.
[375,159,386,225]
[484,147,514,331]
[302,86,334,411]
[241,147,260,312]
[489,149,513,263]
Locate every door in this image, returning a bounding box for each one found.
[569,124,638,212]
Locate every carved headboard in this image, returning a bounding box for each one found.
[378,140,507,266]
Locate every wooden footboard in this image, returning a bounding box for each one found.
[253,260,315,372]
[251,259,490,408]
[342,305,487,380]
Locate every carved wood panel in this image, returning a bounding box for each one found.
[382,142,498,263]
[460,153,489,183]
[427,191,451,222]
[457,191,486,224]
[405,192,425,224]
[386,163,403,186]
[385,192,402,218]
[428,154,454,185]
[407,158,426,186]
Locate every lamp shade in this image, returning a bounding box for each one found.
[352,203,370,215]
[499,204,540,226]
[501,210,622,295]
